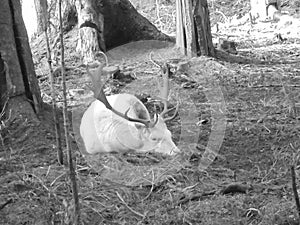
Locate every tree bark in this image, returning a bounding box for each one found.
[176,0,185,55]
[62,1,77,33]
[76,0,105,64]
[76,0,174,63]
[0,0,42,118]
[34,0,47,34]
[194,0,215,57]
[176,0,215,57]
[0,54,7,111]
[176,0,197,57]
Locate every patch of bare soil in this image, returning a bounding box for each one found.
[1,1,300,225]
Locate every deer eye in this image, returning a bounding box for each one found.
[151,136,161,142]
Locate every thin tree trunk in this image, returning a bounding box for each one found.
[291,166,300,220]
[59,1,80,223]
[38,0,64,165]
[44,27,64,165]
[176,0,185,55]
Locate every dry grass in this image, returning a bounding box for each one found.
[1,0,300,224]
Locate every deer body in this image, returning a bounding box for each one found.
[80,93,180,155]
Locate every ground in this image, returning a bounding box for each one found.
[1,0,300,224]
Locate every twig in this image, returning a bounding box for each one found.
[291,165,300,220]
[0,199,13,211]
[177,190,216,205]
[50,172,66,187]
[0,96,9,119]
[0,98,11,152]
[116,191,145,218]
[59,1,80,224]
[26,172,50,192]
[46,165,51,177]
[142,170,155,201]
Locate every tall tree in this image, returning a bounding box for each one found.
[176,0,215,57]
[0,0,42,119]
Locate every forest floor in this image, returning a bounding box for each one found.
[1,0,300,225]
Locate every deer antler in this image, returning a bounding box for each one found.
[158,63,179,122]
[87,65,158,127]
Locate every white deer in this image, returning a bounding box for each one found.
[80,64,180,155]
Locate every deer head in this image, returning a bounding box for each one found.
[79,63,180,155]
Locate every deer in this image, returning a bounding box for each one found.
[79,63,180,155]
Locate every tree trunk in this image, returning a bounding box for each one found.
[0,54,7,111]
[62,1,77,33]
[33,0,77,35]
[0,0,42,119]
[76,0,174,63]
[176,0,215,57]
[76,0,105,64]
[175,0,185,55]
[176,0,197,57]
[34,0,47,34]
[194,0,215,57]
